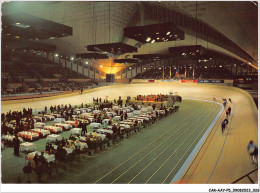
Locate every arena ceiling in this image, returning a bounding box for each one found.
[1,1,258,71]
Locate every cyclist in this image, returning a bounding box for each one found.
[247,140,258,165]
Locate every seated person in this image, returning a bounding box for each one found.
[39,151,46,165]
[45,142,50,153]
[33,153,39,166]
[69,134,75,141]
[61,137,66,147]
[65,141,70,148]
[49,144,55,154]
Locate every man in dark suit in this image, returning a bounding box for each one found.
[13,135,20,156]
[81,122,87,136]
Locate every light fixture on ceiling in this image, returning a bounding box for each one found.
[146,37,151,42]
[55,53,59,57]
[100,65,103,68]
[166,31,171,35]
[85,61,88,64]
[219,65,222,67]
[157,37,160,40]
[151,39,155,43]
[71,57,74,61]
[156,32,159,34]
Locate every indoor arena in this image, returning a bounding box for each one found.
[1,1,258,192]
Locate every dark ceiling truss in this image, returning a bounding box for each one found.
[75,53,109,60]
[142,2,257,67]
[2,12,73,41]
[86,42,138,56]
[124,22,185,43]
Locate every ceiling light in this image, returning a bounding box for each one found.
[85,61,88,64]
[129,67,132,69]
[157,37,160,40]
[234,64,236,66]
[159,67,161,69]
[205,66,207,68]
[151,40,155,43]
[166,31,171,35]
[71,57,74,60]
[144,67,146,70]
[196,50,199,52]
[100,65,103,68]
[219,65,222,67]
[49,37,55,40]
[182,53,186,56]
[146,37,151,42]
[15,22,20,25]
[55,53,59,57]
[14,36,20,39]
[174,35,178,37]
[156,32,159,34]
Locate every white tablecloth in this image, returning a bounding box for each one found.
[86,108,92,112]
[112,106,119,110]
[86,133,106,140]
[113,116,121,121]
[78,142,88,150]
[119,124,131,129]
[2,135,15,142]
[31,129,50,137]
[1,135,23,142]
[46,134,62,143]
[127,113,133,118]
[44,115,55,120]
[93,110,101,114]
[18,132,39,140]
[133,110,141,115]
[141,108,149,112]
[81,113,92,117]
[96,129,113,134]
[70,128,82,135]
[54,123,72,130]
[27,151,55,163]
[20,142,36,152]
[44,126,63,133]
[102,119,110,124]
[107,112,117,117]
[89,122,101,129]
[64,121,78,127]
[147,106,153,111]
[54,118,65,123]
[34,122,45,128]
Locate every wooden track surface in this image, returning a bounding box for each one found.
[1,83,258,183]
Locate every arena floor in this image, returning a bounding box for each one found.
[1,83,258,184]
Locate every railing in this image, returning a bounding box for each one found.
[231,169,258,184]
[1,91,62,98]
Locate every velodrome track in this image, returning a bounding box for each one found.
[1,83,258,183]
